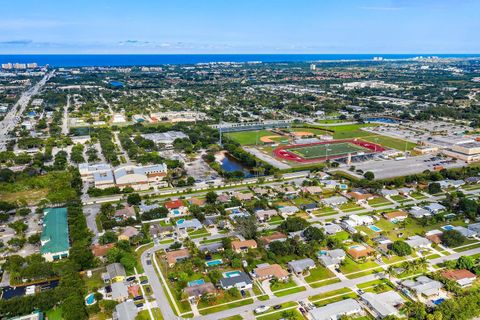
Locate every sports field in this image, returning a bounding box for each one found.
[273,139,385,163]
[289,142,366,159]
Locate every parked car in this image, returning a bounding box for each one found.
[254,306,269,314]
[273,305,282,310]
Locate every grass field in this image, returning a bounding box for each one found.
[226,130,276,145]
[363,135,417,151]
[289,142,367,159]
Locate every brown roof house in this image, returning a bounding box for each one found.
[252,263,289,281]
[383,211,408,222]
[183,282,216,300]
[165,249,190,267]
[118,226,140,241]
[91,243,114,259]
[441,269,477,288]
[260,232,288,247]
[114,205,136,221]
[231,239,257,253]
[347,191,374,203]
[347,244,374,261]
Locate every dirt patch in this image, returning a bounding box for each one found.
[260,135,282,143]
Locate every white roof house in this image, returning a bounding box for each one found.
[409,206,431,218]
[322,223,343,235]
[317,249,346,268]
[345,214,374,227]
[380,189,399,197]
[322,196,348,207]
[278,205,299,215]
[361,291,404,319]
[405,235,431,248]
[287,258,316,274]
[402,276,443,298]
[425,203,446,214]
[310,298,363,320]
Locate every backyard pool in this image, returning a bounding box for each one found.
[223,271,241,278]
[205,259,223,267]
[176,219,185,225]
[85,293,96,306]
[369,225,382,232]
[187,279,205,287]
[442,225,454,231]
[172,209,182,215]
[432,298,445,305]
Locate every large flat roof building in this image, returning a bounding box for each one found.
[40,207,70,262]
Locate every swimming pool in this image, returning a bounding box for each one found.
[187,279,205,287]
[85,293,96,305]
[442,225,454,231]
[172,209,181,215]
[369,225,382,232]
[432,298,445,305]
[224,271,241,278]
[205,259,223,267]
[176,219,185,225]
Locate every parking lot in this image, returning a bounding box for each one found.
[340,154,465,180]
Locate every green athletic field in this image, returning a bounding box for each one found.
[289,142,367,159]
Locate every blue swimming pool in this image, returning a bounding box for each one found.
[369,225,382,232]
[187,279,205,287]
[432,298,445,305]
[85,293,96,305]
[176,219,185,225]
[205,259,223,267]
[442,225,454,231]
[172,209,181,215]
[224,271,241,278]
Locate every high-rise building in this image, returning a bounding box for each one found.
[1,63,13,69]
[310,64,316,71]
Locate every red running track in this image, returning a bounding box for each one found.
[272,139,385,163]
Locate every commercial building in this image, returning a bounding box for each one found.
[113,164,168,191]
[141,131,188,145]
[40,208,70,262]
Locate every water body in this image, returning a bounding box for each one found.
[0,54,479,67]
[219,152,253,178]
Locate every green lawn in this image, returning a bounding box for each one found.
[198,298,254,315]
[316,123,376,139]
[274,286,306,297]
[304,267,335,283]
[340,257,379,274]
[363,135,417,151]
[226,130,277,145]
[310,278,341,288]
[257,308,303,320]
[46,308,63,320]
[309,288,353,302]
[367,197,392,207]
[339,202,364,212]
[270,279,296,292]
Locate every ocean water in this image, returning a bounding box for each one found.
[0,54,478,67]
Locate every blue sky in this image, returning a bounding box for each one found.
[1,0,478,54]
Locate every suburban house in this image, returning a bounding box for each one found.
[165,249,190,267]
[287,258,316,275]
[321,196,348,207]
[383,211,408,222]
[40,207,70,262]
[188,197,206,207]
[118,226,140,241]
[149,224,174,239]
[251,263,289,281]
[114,205,136,221]
[139,203,160,214]
[441,269,477,288]
[318,249,346,268]
[310,298,363,320]
[347,191,374,203]
[380,189,399,197]
[361,291,404,319]
[255,209,277,222]
[344,214,374,227]
[405,235,431,249]
[402,276,444,299]
[322,223,343,235]
[425,203,446,214]
[278,205,299,216]
[233,192,254,201]
[409,206,431,219]
[111,282,129,302]
[106,263,127,282]
[183,282,216,300]
[91,243,114,260]
[260,232,288,246]
[165,199,188,216]
[231,239,257,253]
[347,244,374,261]
[113,300,138,320]
[198,242,224,254]
[303,186,323,194]
[219,271,253,290]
